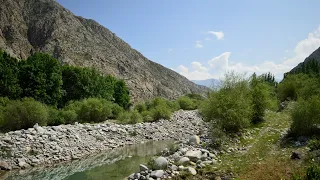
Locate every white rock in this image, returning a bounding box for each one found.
[187,167,197,175]
[150,170,164,178]
[154,157,168,170]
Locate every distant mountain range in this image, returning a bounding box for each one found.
[192,79,221,88]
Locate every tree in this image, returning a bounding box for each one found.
[19,53,63,106]
[0,50,22,99]
[61,66,116,106]
[114,80,130,109]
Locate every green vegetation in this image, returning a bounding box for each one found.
[290,96,320,136]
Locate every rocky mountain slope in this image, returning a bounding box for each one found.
[0,0,207,101]
[290,46,320,73]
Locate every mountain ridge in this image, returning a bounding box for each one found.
[0,0,208,101]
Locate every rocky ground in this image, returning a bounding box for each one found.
[0,110,209,171]
[127,135,221,180]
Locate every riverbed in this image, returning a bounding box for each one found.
[1,140,174,180]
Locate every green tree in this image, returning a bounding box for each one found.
[0,50,22,99]
[19,53,63,106]
[114,80,130,109]
[61,66,116,106]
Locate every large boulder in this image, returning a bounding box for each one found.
[188,135,200,145]
[154,157,168,170]
[185,150,202,162]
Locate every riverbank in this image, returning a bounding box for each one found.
[0,110,208,171]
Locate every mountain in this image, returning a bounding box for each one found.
[192,79,221,88]
[0,0,208,102]
[290,47,320,73]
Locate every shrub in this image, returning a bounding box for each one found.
[75,98,112,123]
[306,165,320,180]
[134,103,147,113]
[0,97,10,107]
[2,98,49,131]
[177,96,196,110]
[308,139,320,151]
[141,111,154,122]
[64,98,114,123]
[290,96,320,136]
[110,104,124,119]
[250,74,269,123]
[277,74,320,101]
[150,104,172,120]
[200,72,252,133]
[118,110,143,124]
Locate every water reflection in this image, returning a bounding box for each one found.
[2,140,173,180]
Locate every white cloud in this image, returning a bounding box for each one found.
[195,41,203,48]
[174,26,320,81]
[168,48,173,53]
[208,52,230,70]
[191,61,208,72]
[177,65,188,73]
[208,31,224,40]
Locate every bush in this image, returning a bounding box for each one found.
[141,111,154,122]
[2,98,49,131]
[306,165,320,180]
[308,139,320,151]
[151,104,172,120]
[114,80,130,109]
[200,72,252,133]
[118,110,143,124]
[67,98,113,123]
[250,74,269,123]
[290,96,320,136]
[277,74,320,101]
[177,96,196,110]
[110,104,124,119]
[134,103,147,113]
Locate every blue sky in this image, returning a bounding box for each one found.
[57,0,320,80]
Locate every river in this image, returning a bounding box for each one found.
[1,140,174,180]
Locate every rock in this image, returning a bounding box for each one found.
[215,176,222,180]
[0,161,10,170]
[178,165,187,171]
[171,164,178,171]
[202,160,213,165]
[188,135,201,145]
[154,157,168,170]
[2,136,12,143]
[185,150,202,162]
[212,159,218,164]
[34,124,45,134]
[18,161,29,169]
[177,157,190,165]
[140,164,149,171]
[291,152,301,160]
[150,170,164,178]
[209,153,216,159]
[187,167,197,175]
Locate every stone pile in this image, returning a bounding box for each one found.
[128,135,219,180]
[0,110,208,171]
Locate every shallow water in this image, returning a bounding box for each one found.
[2,140,174,180]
